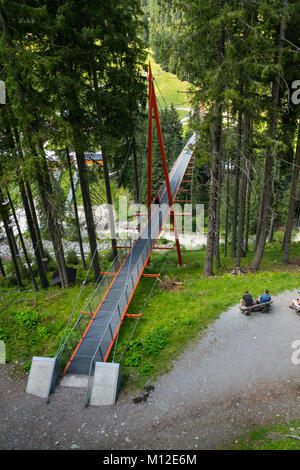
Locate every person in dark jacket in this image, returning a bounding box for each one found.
[241,290,254,307]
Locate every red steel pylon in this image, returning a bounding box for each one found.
[147,63,183,266]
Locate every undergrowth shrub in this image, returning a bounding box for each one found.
[140,364,153,376]
[43,249,57,272]
[14,308,40,330]
[124,352,141,367]
[142,327,169,356]
[23,361,31,372]
[0,328,8,341]
[66,249,80,266]
[37,326,51,338]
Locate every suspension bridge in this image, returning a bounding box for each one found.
[25,64,201,405]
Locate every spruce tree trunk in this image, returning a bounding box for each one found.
[268,159,281,243]
[71,123,101,281]
[203,110,222,276]
[66,147,86,269]
[244,160,251,255]
[10,124,49,288]
[224,113,230,258]
[0,257,5,277]
[10,223,20,259]
[11,123,46,270]
[18,178,49,288]
[254,180,264,251]
[25,180,46,265]
[6,188,39,291]
[92,67,118,260]
[0,10,54,284]
[282,122,300,263]
[236,115,249,268]
[249,0,288,271]
[203,26,225,276]
[231,111,243,257]
[0,186,22,287]
[35,143,69,288]
[214,153,222,269]
[244,118,253,254]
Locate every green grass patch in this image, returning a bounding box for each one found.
[224,420,300,450]
[108,241,300,390]
[0,251,114,367]
[147,51,191,109]
[0,284,93,365]
[0,241,299,389]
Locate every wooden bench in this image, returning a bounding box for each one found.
[240,300,273,315]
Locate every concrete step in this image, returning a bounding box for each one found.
[60,374,92,388]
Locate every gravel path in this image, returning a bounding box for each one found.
[1,289,300,450]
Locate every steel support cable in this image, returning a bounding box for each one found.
[117,252,170,364]
[81,137,193,405]
[55,244,100,357]
[133,121,150,236]
[55,245,126,360]
[154,79,169,109]
[112,236,135,363]
[0,199,51,289]
[136,77,171,207]
[112,83,148,205]
[137,120,150,206]
[84,239,135,405]
[0,280,32,316]
[136,79,154,229]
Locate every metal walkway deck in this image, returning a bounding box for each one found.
[63,134,196,376]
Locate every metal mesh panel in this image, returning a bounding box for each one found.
[95,347,104,362]
[101,328,112,359]
[64,135,196,382]
[109,310,120,334]
[132,265,139,287]
[118,290,128,314]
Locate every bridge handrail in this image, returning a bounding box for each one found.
[55,246,129,361]
[84,238,138,405]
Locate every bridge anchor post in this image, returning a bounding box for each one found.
[90,362,122,406]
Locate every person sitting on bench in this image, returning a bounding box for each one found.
[255,289,271,304]
[289,298,300,309]
[241,290,254,307]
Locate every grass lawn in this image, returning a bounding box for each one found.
[176,109,191,121]
[109,241,300,389]
[147,51,191,109]
[224,420,300,450]
[1,240,299,387]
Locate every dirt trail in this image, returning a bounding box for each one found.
[1,289,300,450]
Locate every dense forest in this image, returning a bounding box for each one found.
[146,0,300,274]
[0,0,300,293]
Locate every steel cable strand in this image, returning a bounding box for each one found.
[118,252,170,364]
[55,245,128,361]
[112,236,135,363]
[84,238,135,405]
[55,244,100,358]
[112,83,148,205]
